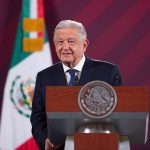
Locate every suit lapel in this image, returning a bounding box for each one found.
[78,57,95,85]
[53,63,67,86]
[53,58,95,86]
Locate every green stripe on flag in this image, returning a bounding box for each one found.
[22,0,30,18]
[22,0,30,38]
[44,29,49,43]
[10,15,32,68]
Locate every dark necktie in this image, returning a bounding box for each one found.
[67,69,78,86]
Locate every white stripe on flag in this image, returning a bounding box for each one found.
[30,0,38,38]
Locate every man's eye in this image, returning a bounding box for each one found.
[57,41,63,45]
[68,40,75,44]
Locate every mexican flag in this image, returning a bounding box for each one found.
[0,0,52,149]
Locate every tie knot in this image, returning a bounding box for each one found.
[67,69,78,76]
[67,69,78,86]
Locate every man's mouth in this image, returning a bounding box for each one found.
[61,53,72,55]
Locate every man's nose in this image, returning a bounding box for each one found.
[62,41,70,50]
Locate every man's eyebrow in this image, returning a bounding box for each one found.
[54,38,63,41]
[68,37,76,40]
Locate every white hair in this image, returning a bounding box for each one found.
[53,20,87,40]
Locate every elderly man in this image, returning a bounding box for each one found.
[30,20,122,150]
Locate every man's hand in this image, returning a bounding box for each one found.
[45,138,54,150]
[45,138,63,150]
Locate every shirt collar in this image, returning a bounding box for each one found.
[62,55,86,73]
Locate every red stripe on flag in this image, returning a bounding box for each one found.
[90,0,150,59]
[38,0,44,17]
[37,0,44,38]
[16,137,39,150]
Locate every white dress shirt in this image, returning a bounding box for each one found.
[62,55,86,85]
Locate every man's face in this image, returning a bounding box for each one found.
[54,27,88,68]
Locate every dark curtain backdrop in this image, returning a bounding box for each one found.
[0,0,150,150]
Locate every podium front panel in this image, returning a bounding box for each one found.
[46,86,149,144]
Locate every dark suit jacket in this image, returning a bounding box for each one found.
[30,57,122,150]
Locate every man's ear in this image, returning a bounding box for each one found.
[83,39,89,52]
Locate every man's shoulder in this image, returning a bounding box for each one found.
[38,62,62,75]
[88,58,116,68]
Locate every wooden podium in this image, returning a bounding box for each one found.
[46,86,149,150]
